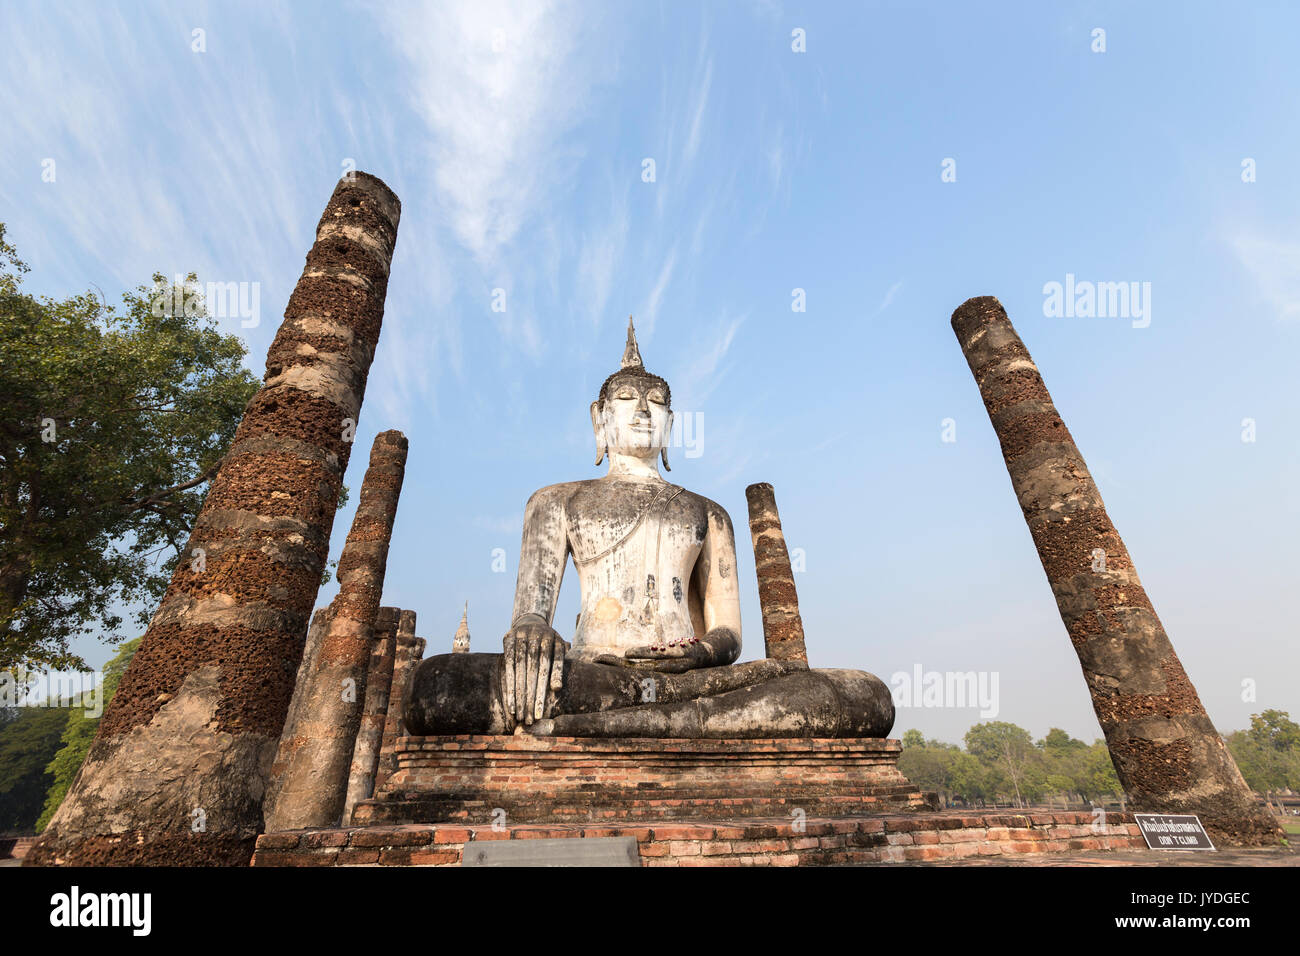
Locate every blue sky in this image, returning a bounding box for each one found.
[3,1,1297,744]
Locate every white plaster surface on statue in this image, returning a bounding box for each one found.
[509,321,741,663]
[498,318,743,726]
[513,478,742,662]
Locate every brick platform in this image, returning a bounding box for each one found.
[252,811,1149,866]
[351,734,932,826]
[0,836,35,861]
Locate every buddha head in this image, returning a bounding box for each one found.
[591,317,674,471]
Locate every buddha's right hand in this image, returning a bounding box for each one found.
[502,616,568,730]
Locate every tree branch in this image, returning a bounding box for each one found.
[123,458,222,512]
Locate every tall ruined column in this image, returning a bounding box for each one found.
[27,173,401,866]
[745,483,809,664]
[374,612,424,794]
[951,295,1279,846]
[342,607,399,825]
[263,430,408,831]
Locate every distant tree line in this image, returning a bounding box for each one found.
[899,713,1300,811]
[1224,710,1300,814]
[898,722,1123,809]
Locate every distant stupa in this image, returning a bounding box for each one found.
[452,602,471,653]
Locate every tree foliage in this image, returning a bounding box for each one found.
[1227,710,1300,794]
[0,223,260,671]
[965,721,1037,806]
[901,715,1299,810]
[899,722,1125,808]
[0,701,73,833]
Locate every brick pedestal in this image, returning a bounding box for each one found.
[351,734,932,826]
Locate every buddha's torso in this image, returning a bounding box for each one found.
[558,477,709,660]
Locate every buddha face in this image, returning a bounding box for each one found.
[591,373,674,460]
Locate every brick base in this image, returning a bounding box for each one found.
[252,811,1148,866]
[352,734,933,826]
[0,836,35,861]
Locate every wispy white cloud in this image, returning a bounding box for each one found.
[576,179,630,328]
[677,312,745,408]
[766,139,784,191]
[639,245,678,337]
[682,58,713,172]
[1231,234,1300,322]
[376,0,599,268]
[0,5,323,363]
[874,279,904,316]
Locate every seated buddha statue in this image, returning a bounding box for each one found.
[405,319,894,739]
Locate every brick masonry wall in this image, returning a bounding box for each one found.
[352,734,931,825]
[252,811,1147,866]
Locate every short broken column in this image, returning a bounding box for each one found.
[342,607,399,825]
[374,612,424,795]
[25,173,401,867]
[951,295,1280,846]
[745,483,809,664]
[263,429,409,832]
[274,606,336,776]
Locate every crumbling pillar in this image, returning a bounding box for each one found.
[26,173,401,866]
[374,612,424,794]
[951,295,1280,846]
[745,483,809,664]
[341,607,399,825]
[278,606,335,761]
[263,430,408,831]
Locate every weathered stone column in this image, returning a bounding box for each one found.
[374,612,424,794]
[951,295,1280,846]
[745,483,809,664]
[26,173,401,866]
[263,430,408,831]
[341,607,399,825]
[277,607,335,763]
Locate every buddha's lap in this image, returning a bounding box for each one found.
[405,652,894,736]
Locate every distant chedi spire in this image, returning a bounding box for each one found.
[452,602,471,653]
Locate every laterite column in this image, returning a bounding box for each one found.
[951,295,1279,846]
[341,607,399,825]
[27,173,401,866]
[264,430,408,831]
[745,483,809,664]
[374,612,424,794]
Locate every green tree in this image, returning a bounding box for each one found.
[0,703,74,832]
[0,223,260,671]
[1247,709,1300,751]
[1035,727,1090,807]
[1227,710,1300,796]
[898,735,962,805]
[1040,727,1088,756]
[35,637,140,831]
[965,721,1037,807]
[948,751,989,806]
[1080,741,1123,806]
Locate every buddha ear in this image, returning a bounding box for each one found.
[590,401,606,466]
[661,410,674,471]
